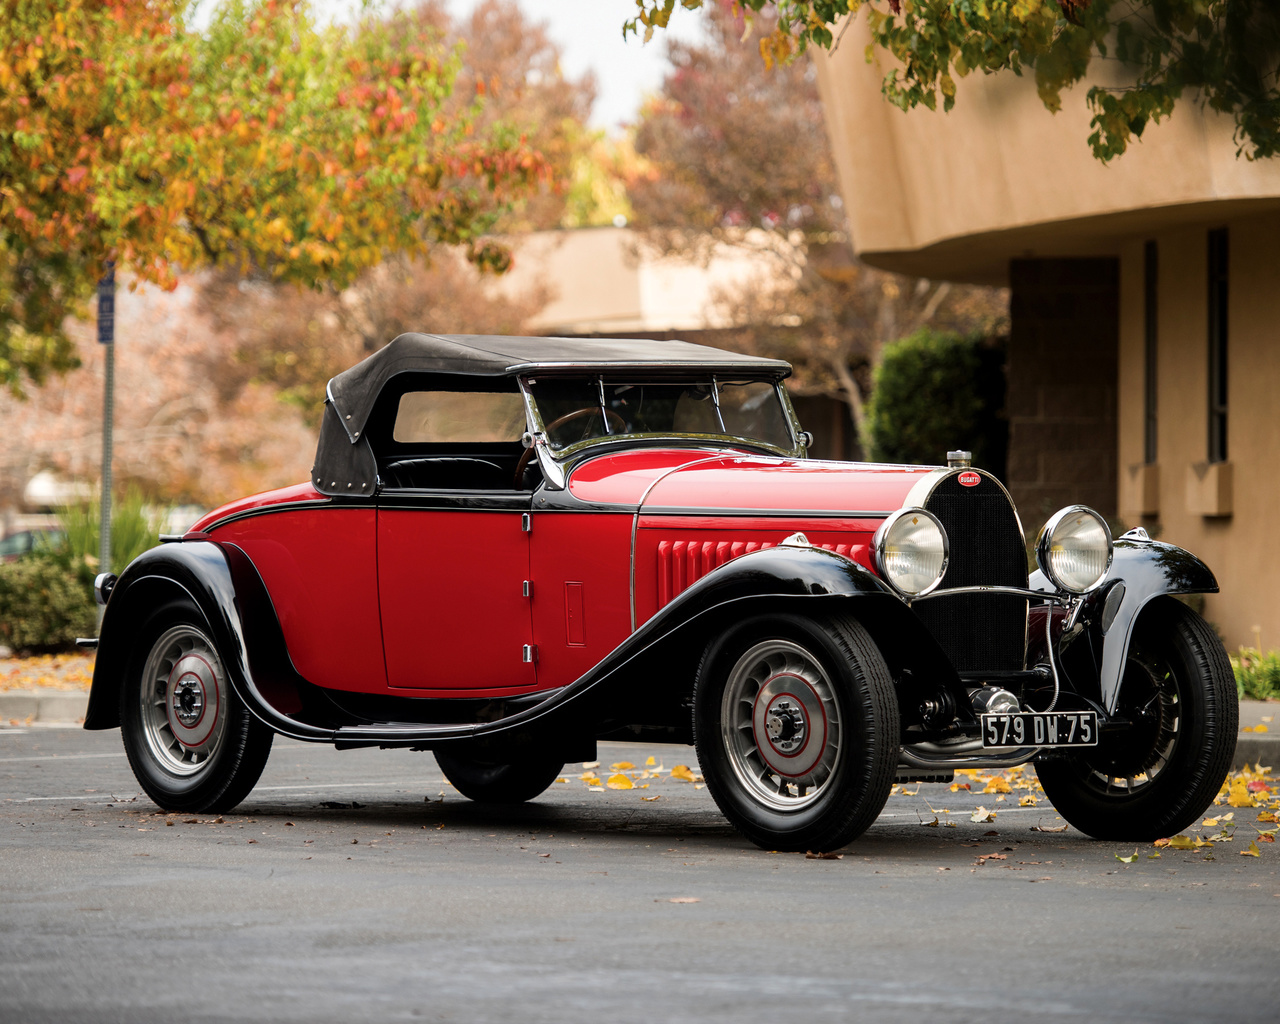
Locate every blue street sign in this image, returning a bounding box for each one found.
[97,266,115,345]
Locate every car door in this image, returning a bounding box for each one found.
[374,383,539,695]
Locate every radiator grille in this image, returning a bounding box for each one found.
[917,474,1028,673]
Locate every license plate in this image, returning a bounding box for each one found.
[980,712,1098,748]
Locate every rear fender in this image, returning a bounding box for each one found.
[85,542,332,740]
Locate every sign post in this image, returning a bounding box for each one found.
[98,266,115,581]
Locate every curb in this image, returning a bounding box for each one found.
[0,690,88,725]
[1233,735,1278,771]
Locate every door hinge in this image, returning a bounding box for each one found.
[521,512,531,532]
[522,580,532,598]
[522,643,538,664]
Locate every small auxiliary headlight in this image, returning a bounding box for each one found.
[1036,505,1113,594]
[873,508,949,598]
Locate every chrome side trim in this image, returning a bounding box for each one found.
[195,499,336,534]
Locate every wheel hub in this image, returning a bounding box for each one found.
[765,698,807,753]
[163,652,221,751]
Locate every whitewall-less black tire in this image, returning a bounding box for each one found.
[694,613,899,852]
[119,603,273,813]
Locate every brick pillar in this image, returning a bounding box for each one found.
[1007,259,1118,537]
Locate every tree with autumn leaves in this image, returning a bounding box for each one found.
[628,3,1006,457]
[0,0,548,393]
[627,1,1280,162]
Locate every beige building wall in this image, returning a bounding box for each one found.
[1117,212,1280,651]
[812,12,1280,650]
[812,13,1280,285]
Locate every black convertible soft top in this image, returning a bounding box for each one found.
[326,333,791,443]
[311,333,792,496]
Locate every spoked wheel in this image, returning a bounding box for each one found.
[120,606,273,813]
[694,613,899,852]
[435,750,565,804]
[1037,598,1237,840]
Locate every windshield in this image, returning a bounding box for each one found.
[526,377,794,453]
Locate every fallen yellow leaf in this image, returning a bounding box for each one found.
[1018,795,1037,807]
[671,764,697,782]
[645,756,656,766]
[1116,850,1139,863]
[582,761,600,769]
[1228,781,1257,808]
[983,777,1012,794]
[610,761,635,771]
[606,773,634,790]
[1240,842,1261,857]
[580,772,602,786]
[1203,817,1220,827]
[554,777,568,784]
[1256,724,1269,734]
[970,806,996,823]
[641,795,661,802]
[1153,838,1171,848]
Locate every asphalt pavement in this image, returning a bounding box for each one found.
[2,725,1278,1024]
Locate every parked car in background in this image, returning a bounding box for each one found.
[82,335,1237,851]
[0,527,65,563]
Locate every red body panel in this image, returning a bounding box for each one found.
[210,508,387,692]
[567,448,724,505]
[377,510,537,693]
[190,482,324,533]
[634,517,881,626]
[529,513,633,690]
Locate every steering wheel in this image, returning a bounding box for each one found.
[513,407,627,489]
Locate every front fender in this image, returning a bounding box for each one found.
[1034,535,1218,714]
[84,541,332,740]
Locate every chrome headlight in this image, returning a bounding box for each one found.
[873,508,949,598]
[1036,505,1113,594]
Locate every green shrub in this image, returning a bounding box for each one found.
[866,328,1007,477]
[1231,648,1280,701]
[56,486,161,578]
[0,556,96,652]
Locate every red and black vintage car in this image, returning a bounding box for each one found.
[84,334,1237,850]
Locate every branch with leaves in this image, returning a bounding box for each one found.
[624,1,1280,162]
[0,0,550,393]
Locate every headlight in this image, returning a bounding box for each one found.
[873,508,949,598]
[1036,505,1113,594]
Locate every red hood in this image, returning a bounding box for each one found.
[569,448,935,515]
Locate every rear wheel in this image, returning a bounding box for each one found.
[694,613,899,852]
[1037,599,1237,840]
[435,750,565,803]
[120,605,273,813]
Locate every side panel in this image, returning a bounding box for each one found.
[212,508,387,693]
[634,516,882,626]
[529,512,633,690]
[378,509,537,694]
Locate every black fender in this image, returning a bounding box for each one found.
[88,540,955,751]
[84,541,333,741]
[331,543,960,751]
[1033,534,1219,714]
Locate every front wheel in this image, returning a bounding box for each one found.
[435,750,565,803]
[694,613,899,852]
[120,606,274,814]
[1036,598,1238,840]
